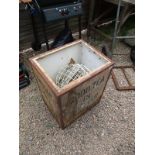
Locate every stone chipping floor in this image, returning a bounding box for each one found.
[19,41,135,155]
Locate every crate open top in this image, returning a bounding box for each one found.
[30,40,113,96]
[30,40,114,128]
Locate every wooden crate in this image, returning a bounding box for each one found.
[30,40,114,129]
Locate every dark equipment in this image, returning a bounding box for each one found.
[51,20,74,49]
[26,0,83,51]
[51,27,74,49]
[19,63,30,90]
[41,2,82,22]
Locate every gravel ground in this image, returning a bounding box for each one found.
[19,41,135,155]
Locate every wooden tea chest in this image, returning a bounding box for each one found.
[30,40,114,129]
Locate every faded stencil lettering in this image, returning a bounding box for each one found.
[72,75,105,112]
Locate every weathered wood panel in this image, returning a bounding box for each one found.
[61,67,112,126]
[32,64,63,127]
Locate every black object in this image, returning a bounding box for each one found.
[30,12,42,51]
[29,7,48,51]
[51,20,74,49]
[102,42,112,58]
[130,46,135,65]
[31,41,41,51]
[19,63,30,90]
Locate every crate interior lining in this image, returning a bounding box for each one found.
[37,42,109,84]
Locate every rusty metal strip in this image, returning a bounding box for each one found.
[111,66,135,91]
[122,67,132,87]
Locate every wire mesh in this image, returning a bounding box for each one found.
[56,64,90,88]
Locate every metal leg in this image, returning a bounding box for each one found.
[117,4,130,34]
[29,10,41,51]
[41,22,49,50]
[65,19,69,29]
[78,15,81,39]
[30,14,39,44]
[40,14,49,51]
[87,0,95,39]
[112,0,122,52]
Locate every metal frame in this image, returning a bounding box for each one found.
[111,65,135,91]
[87,0,135,55]
[112,0,135,52]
